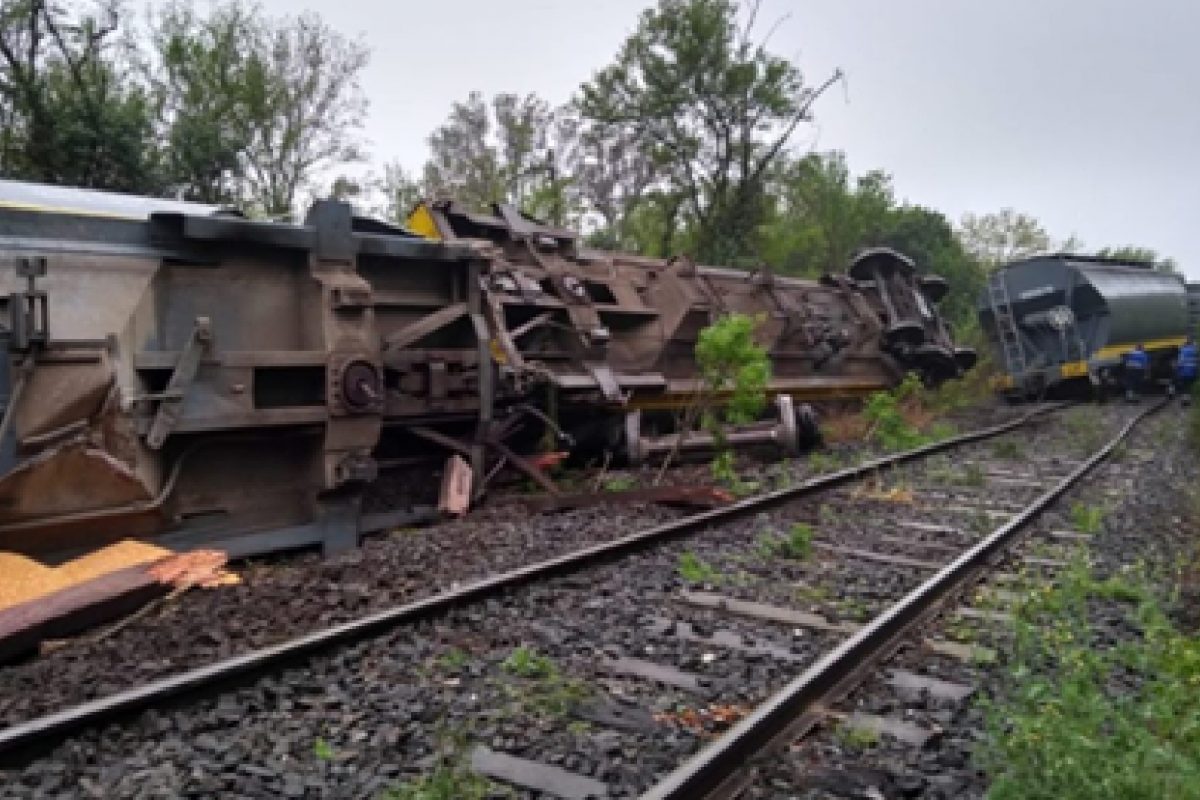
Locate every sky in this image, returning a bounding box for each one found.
[245,0,1199,279]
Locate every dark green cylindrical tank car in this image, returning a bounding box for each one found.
[978,253,1189,399]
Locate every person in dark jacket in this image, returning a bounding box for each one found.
[1123,343,1149,402]
[1175,336,1198,405]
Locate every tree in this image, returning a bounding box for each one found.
[0,0,160,192]
[149,0,264,204]
[957,208,1052,269]
[578,0,842,266]
[761,151,894,276]
[1096,245,1177,274]
[572,120,657,250]
[374,162,423,224]
[422,90,579,222]
[239,12,368,218]
[879,204,984,329]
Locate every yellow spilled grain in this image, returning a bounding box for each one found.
[0,552,56,610]
[55,540,170,585]
[0,540,173,611]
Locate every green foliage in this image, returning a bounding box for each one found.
[578,0,841,265]
[834,722,880,750]
[677,550,721,583]
[601,475,637,493]
[436,648,469,671]
[0,1,161,192]
[980,559,1200,799]
[1095,245,1177,274]
[695,313,771,424]
[313,737,334,761]
[498,648,590,718]
[760,151,894,277]
[383,729,492,800]
[958,208,1054,270]
[1070,503,1104,535]
[501,646,555,679]
[759,522,814,560]
[0,0,367,215]
[863,374,929,452]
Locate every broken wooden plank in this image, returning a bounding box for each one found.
[601,657,705,693]
[678,590,849,632]
[812,542,943,571]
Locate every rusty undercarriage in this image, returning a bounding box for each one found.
[0,180,975,559]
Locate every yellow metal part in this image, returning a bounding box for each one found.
[405,202,441,240]
[1060,361,1089,379]
[1055,335,1188,380]
[1091,336,1186,361]
[0,200,136,221]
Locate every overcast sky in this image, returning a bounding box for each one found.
[250,0,1200,278]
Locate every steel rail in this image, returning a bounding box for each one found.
[0,403,1064,765]
[641,398,1166,800]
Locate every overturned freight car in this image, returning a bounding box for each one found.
[0,181,974,560]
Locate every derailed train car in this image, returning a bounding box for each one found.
[0,180,974,560]
[979,253,1189,399]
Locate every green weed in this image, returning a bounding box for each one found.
[1070,502,1104,535]
[313,737,334,761]
[758,522,814,561]
[383,729,492,800]
[498,648,590,718]
[501,646,554,679]
[678,551,722,584]
[980,556,1200,799]
[863,375,930,452]
[835,722,880,750]
[601,475,636,493]
[436,648,469,671]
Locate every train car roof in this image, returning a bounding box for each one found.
[0,178,239,221]
[999,252,1157,271]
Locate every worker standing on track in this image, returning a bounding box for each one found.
[1122,343,1150,402]
[1174,335,1198,406]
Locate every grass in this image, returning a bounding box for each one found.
[498,647,591,717]
[978,557,1200,799]
[436,648,469,671]
[501,646,555,679]
[1070,502,1104,535]
[382,723,500,800]
[834,721,880,750]
[757,522,814,561]
[313,737,335,761]
[601,475,636,493]
[678,551,722,584]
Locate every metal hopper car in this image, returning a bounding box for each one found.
[0,180,974,560]
[979,253,1189,399]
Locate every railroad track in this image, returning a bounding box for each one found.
[0,401,1160,798]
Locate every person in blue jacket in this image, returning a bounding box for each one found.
[1122,343,1150,402]
[1175,335,1198,406]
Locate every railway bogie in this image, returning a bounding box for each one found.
[0,180,974,559]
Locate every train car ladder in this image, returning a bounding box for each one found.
[986,271,1029,381]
